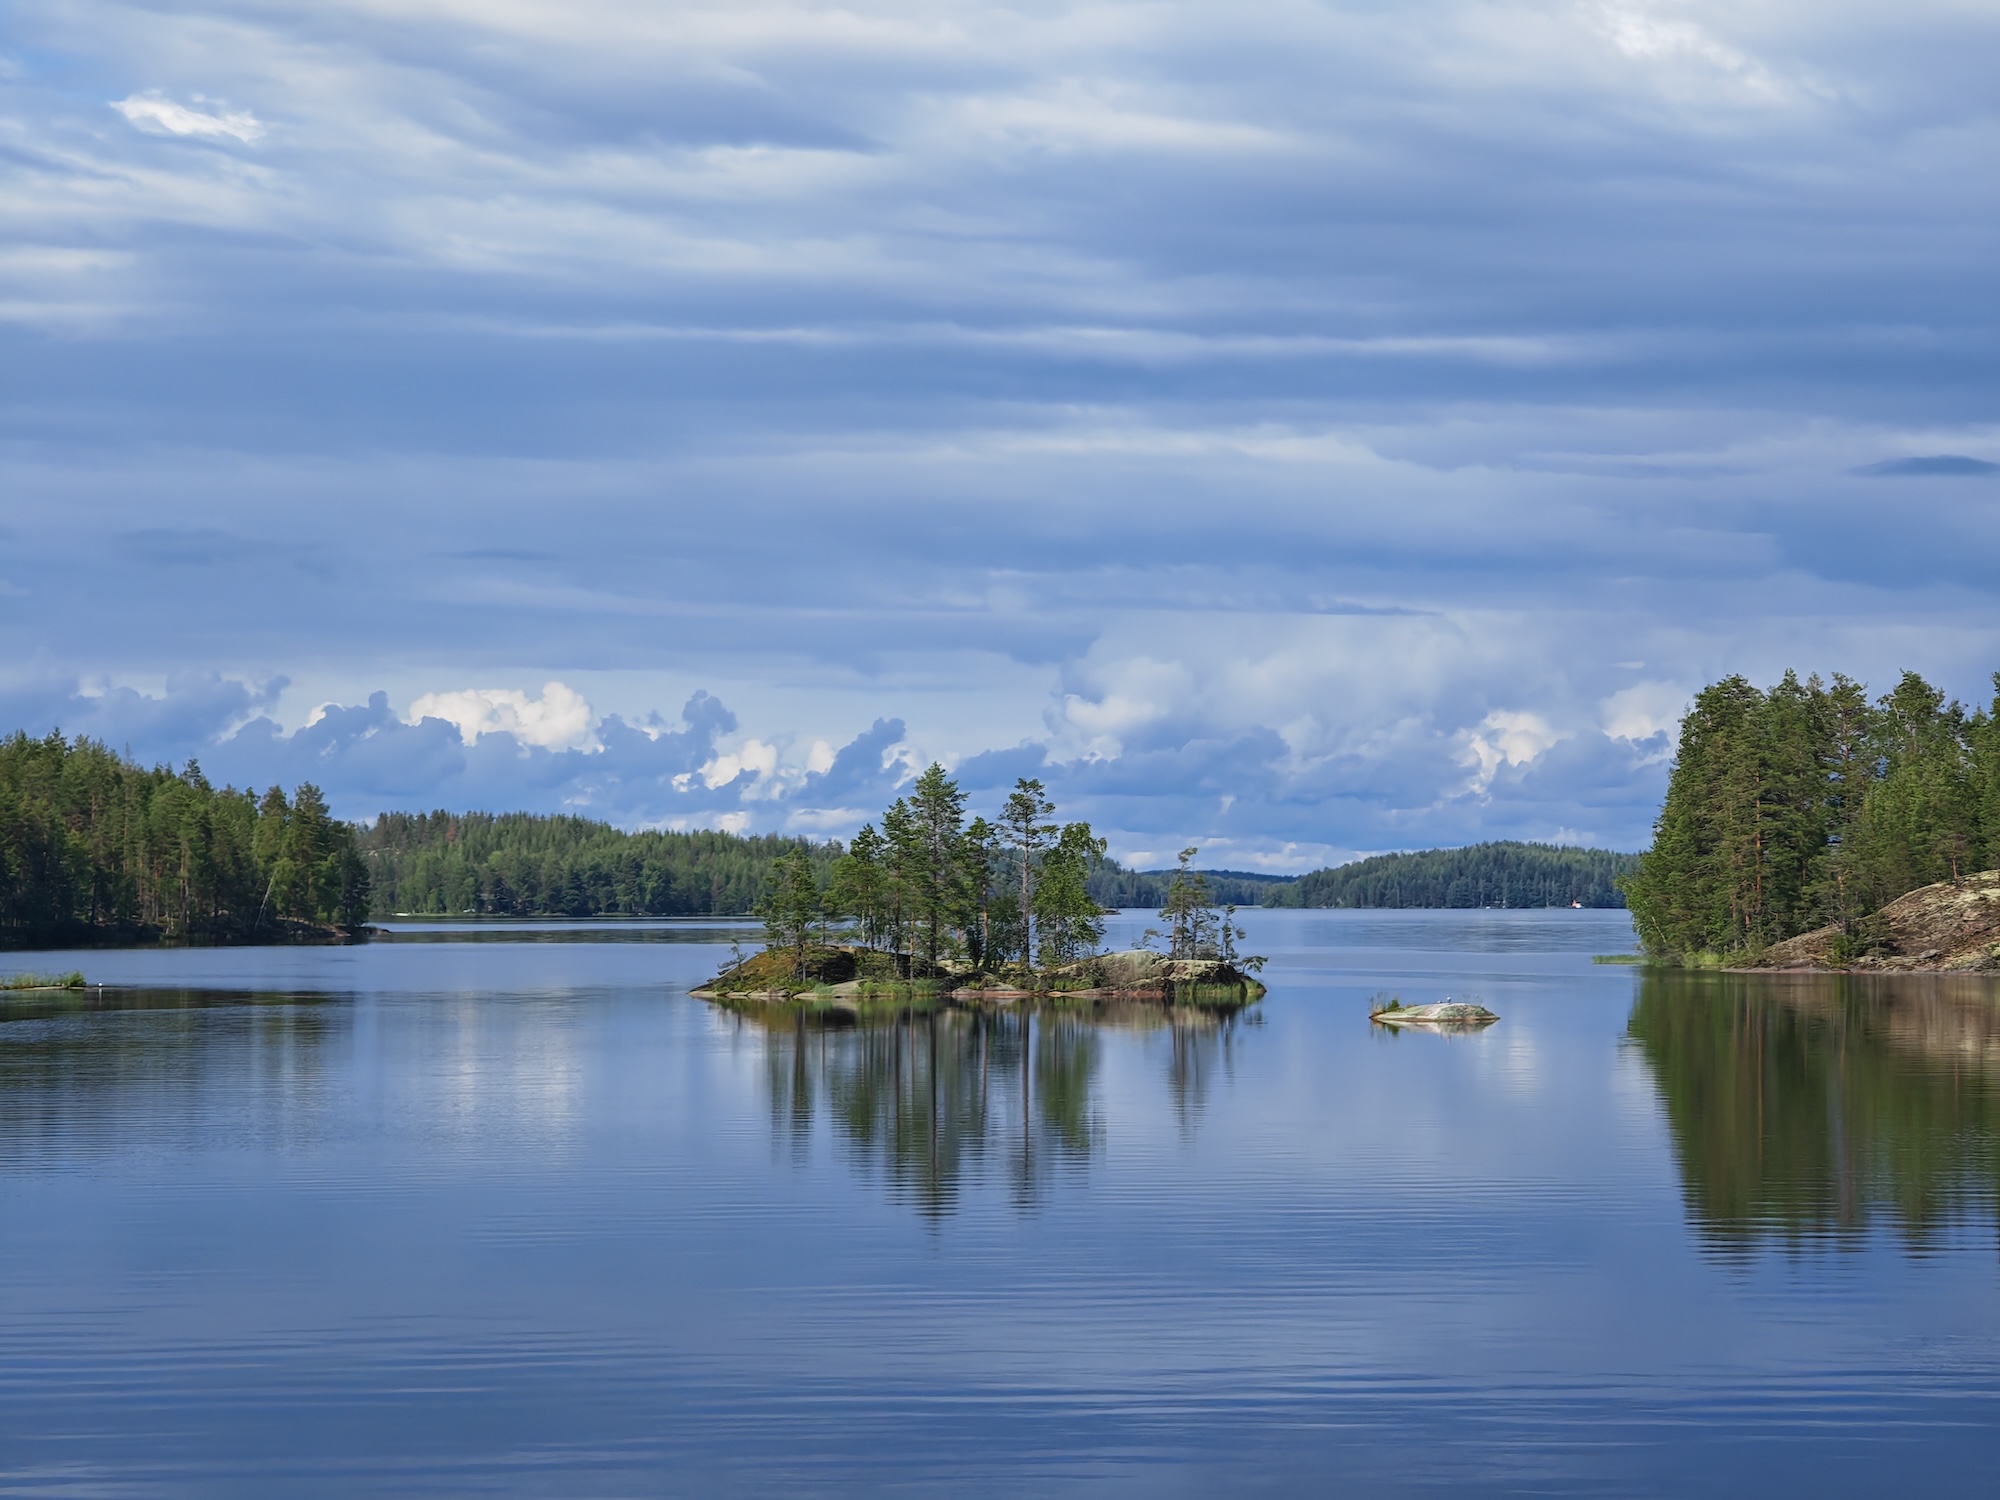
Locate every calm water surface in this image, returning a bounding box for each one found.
[3,909,1998,1495]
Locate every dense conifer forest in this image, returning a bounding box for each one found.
[1624,670,2000,960]
[361,810,1289,919]
[361,812,838,917]
[0,731,369,948]
[1269,842,1637,909]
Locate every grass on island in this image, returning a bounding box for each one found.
[1591,954,1646,965]
[1,970,87,991]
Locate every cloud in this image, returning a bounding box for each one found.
[111,93,263,144]
[1852,455,1999,477]
[406,681,598,751]
[1461,712,1566,797]
[0,0,1996,868]
[1599,681,1689,746]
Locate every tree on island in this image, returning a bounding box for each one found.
[829,823,890,950]
[742,765,1114,983]
[905,763,971,974]
[1033,822,1108,967]
[756,845,823,983]
[1155,848,1264,971]
[1000,777,1056,967]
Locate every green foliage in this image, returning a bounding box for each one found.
[755,766,1109,980]
[1625,668,2000,958]
[1272,842,1638,910]
[0,730,367,947]
[1000,777,1056,967]
[1033,822,1107,968]
[1156,847,1265,970]
[0,970,86,990]
[756,846,823,983]
[359,811,836,917]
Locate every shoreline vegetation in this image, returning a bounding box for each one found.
[1,731,369,951]
[0,970,86,992]
[1626,668,2000,972]
[698,768,1266,1011]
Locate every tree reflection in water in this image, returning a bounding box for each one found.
[744,1003,1246,1217]
[1628,970,2000,1255]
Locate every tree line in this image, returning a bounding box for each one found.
[359,811,839,918]
[1624,670,2000,959]
[1270,842,1638,910]
[0,731,368,948]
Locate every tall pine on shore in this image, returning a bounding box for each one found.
[1625,670,2000,958]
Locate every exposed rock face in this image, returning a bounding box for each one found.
[1048,951,1261,994]
[1754,870,2000,972]
[1369,1001,1499,1028]
[693,946,1264,1003]
[1093,949,1167,988]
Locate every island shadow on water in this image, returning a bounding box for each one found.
[1628,968,2000,1258]
[727,1000,1251,1219]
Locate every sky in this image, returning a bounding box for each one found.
[2,0,1997,870]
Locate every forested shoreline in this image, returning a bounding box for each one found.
[0,731,369,948]
[361,812,838,918]
[1626,670,2000,961]
[1271,842,1636,909]
[361,809,1292,918]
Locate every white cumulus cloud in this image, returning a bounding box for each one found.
[1600,680,1690,744]
[407,681,598,750]
[112,92,264,144]
[1462,710,1565,794]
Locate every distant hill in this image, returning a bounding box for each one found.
[1086,861,1296,910]
[1269,842,1639,910]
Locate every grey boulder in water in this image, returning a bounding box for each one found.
[1370,1000,1498,1028]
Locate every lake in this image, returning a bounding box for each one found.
[3,908,1998,1495]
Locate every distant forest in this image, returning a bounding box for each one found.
[1626,670,2000,959]
[1269,842,1638,909]
[361,812,839,918]
[0,731,369,948]
[361,810,1283,918]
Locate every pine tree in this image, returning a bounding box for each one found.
[905,764,969,974]
[1032,822,1106,968]
[1000,778,1056,967]
[756,846,822,984]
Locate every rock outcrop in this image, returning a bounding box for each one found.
[1369,1000,1499,1028]
[1751,870,2000,972]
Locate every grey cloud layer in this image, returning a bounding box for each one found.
[1,0,1996,862]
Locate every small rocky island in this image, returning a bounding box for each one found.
[1368,997,1499,1030]
[695,944,1264,1009]
[700,769,1267,1014]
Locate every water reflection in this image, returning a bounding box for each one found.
[740,1002,1249,1217]
[0,989,340,1163]
[1628,970,2000,1254]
